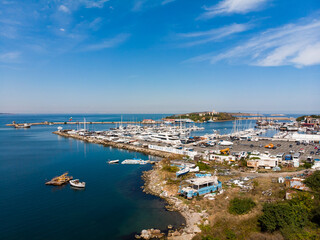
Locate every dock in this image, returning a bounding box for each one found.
[6,116,292,128]
[53,131,182,159]
[6,121,163,127]
[45,172,73,186]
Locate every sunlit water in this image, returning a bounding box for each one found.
[0,113,300,239]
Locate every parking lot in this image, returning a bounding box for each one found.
[192,139,320,161]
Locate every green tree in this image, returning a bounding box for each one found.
[304,171,320,192]
[259,203,309,232]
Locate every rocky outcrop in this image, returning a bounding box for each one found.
[136,229,165,239]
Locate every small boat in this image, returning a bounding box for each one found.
[121,158,147,165]
[108,160,120,164]
[14,123,31,129]
[176,167,189,177]
[189,166,200,173]
[69,179,86,188]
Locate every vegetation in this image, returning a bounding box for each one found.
[197,161,210,171]
[194,172,320,240]
[296,115,320,121]
[249,157,260,160]
[162,165,179,173]
[258,190,320,239]
[259,202,309,232]
[228,197,256,215]
[165,112,235,122]
[304,170,320,192]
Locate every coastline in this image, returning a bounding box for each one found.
[53,130,207,239]
[142,162,208,240]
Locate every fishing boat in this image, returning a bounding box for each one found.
[69,179,86,188]
[108,160,120,164]
[176,167,189,177]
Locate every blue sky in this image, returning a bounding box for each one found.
[0,0,319,114]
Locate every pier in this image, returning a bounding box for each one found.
[53,130,182,159]
[6,121,163,127]
[6,116,292,128]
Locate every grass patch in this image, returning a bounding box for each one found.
[162,165,179,173]
[197,161,210,171]
[229,197,256,215]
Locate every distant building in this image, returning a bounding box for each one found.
[142,119,156,124]
[211,109,219,115]
[301,116,320,127]
[247,158,278,168]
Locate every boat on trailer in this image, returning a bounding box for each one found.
[176,167,189,177]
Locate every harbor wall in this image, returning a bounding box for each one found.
[53,131,182,159]
[148,144,198,158]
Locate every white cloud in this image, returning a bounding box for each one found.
[82,34,130,51]
[132,1,144,11]
[188,16,320,67]
[58,5,70,13]
[199,0,269,19]
[178,23,252,47]
[162,0,176,5]
[84,0,109,8]
[0,51,20,62]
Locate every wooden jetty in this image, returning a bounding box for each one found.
[45,172,73,186]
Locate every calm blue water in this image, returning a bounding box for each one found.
[0,114,185,240]
[0,113,303,240]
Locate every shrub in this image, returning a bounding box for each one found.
[304,162,312,169]
[311,206,320,226]
[225,229,236,240]
[162,165,179,173]
[228,197,256,215]
[258,202,309,232]
[197,161,210,171]
[304,171,320,192]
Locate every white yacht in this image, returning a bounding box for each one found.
[150,133,181,145]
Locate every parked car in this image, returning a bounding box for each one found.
[289,144,293,148]
[310,151,315,155]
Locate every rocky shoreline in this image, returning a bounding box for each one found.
[141,162,209,240]
[53,130,208,239]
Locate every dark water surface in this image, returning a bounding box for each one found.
[0,113,301,239]
[0,114,185,240]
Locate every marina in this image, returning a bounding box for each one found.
[1,113,319,240]
[0,114,186,240]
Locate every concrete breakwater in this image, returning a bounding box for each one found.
[7,121,162,127]
[53,131,181,159]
